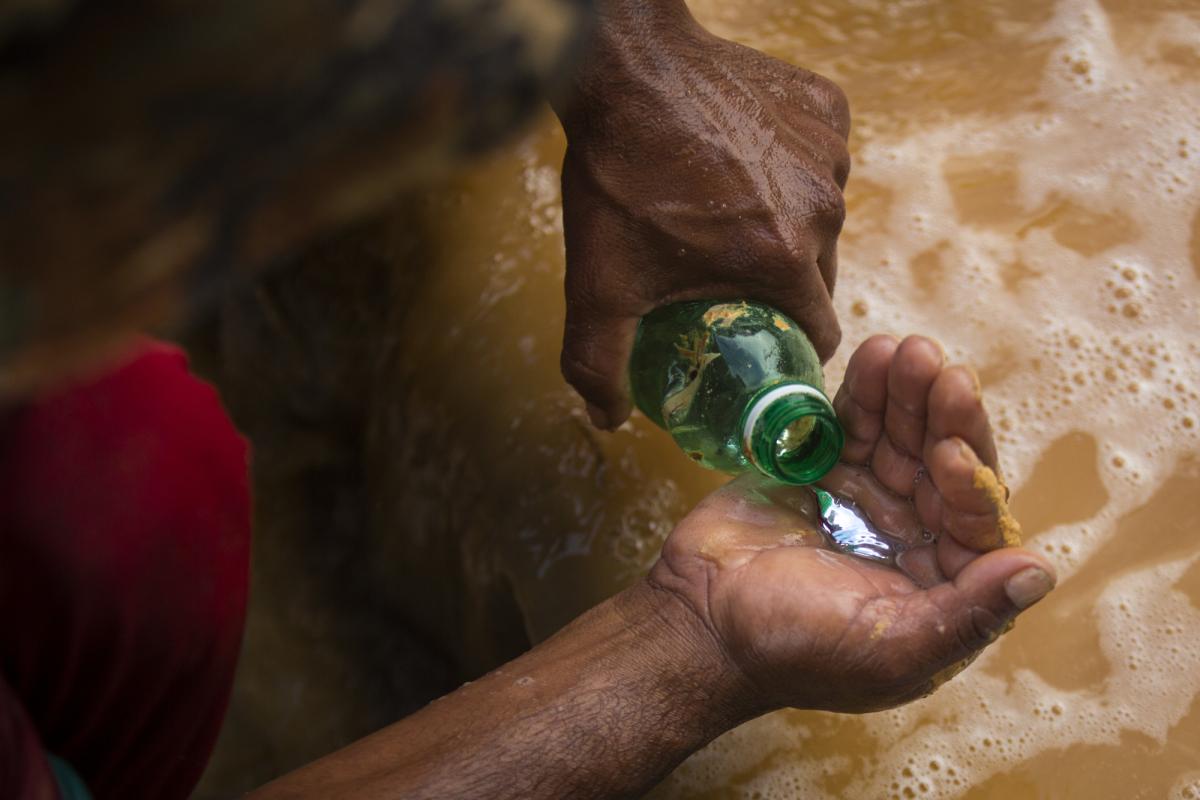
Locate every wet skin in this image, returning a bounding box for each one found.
[553,0,850,428]
[652,334,1055,715]
[248,335,1055,800]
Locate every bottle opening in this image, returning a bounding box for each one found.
[741,383,844,485]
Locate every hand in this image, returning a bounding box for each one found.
[646,335,1056,713]
[553,5,850,429]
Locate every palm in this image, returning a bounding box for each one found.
[651,336,1054,712]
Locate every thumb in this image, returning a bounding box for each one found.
[907,548,1057,671]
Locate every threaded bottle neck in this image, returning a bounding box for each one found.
[740,383,844,485]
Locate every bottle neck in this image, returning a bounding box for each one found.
[740,383,844,485]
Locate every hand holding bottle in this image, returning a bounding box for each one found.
[643,335,1056,714]
[551,0,850,430]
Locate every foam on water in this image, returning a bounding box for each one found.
[664,555,1200,800]
[656,0,1200,795]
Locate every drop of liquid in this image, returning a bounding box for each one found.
[815,488,904,565]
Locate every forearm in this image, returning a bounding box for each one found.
[247,580,759,800]
[589,0,694,33]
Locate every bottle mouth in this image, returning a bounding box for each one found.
[740,383,844,485]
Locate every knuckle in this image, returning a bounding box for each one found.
[957,606,1003,653]
[813,179,847,222]
[559,351,584,389]
[831,144,852,189]
[791,176,845,230]
[559,344,602,385]
[761,236,808,272]
[946,509,1000,545]
[829,86,852,135]
[805,72,851,137]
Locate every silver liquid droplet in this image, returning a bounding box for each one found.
[815,488,902,565]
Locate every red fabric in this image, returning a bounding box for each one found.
[0,341,252,800]
[0,675,57,800]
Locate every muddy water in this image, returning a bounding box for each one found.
[638,2,1200,796]
[365,0,1200,795]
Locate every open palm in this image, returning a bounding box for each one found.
[648,335,1056,713]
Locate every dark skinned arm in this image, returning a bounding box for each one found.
[246,581,754,800]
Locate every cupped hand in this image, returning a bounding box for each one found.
[646,335,1056,714]
[554,14,850,429]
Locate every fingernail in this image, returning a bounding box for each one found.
[1005,567,1055,610]
[586,403,610,430]
[957,438,978,464]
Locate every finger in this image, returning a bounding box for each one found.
[769,258,842,364]
[896,543,945,589]
[915,468,1010,565]
[834,334,897,463]
[893,547,1056,677]
[795,69,852,142]
[936,531,981,581]
[804,106,851,190]
[924,364,999,472]
[816,234,839,299]
[884,335,945,458]
[871,336,943,495]
[870,434,924,497]
[913,468,944,533]
[927,437,1020,551]
[774,134,845,365]
[559,154,643,429]
[560,307,638,430]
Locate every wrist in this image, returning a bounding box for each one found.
[248,574,767,800]
[551,0,708,129]
[612,579,766,740]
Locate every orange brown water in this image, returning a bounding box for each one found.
[201,0,1200,795]
[643,2,1200,795]
[373,0,1200,795]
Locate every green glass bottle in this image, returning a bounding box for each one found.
[629,300,844,485]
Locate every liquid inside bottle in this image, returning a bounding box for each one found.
[629,301,844,485]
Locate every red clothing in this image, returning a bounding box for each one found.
[0,342,252,799]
